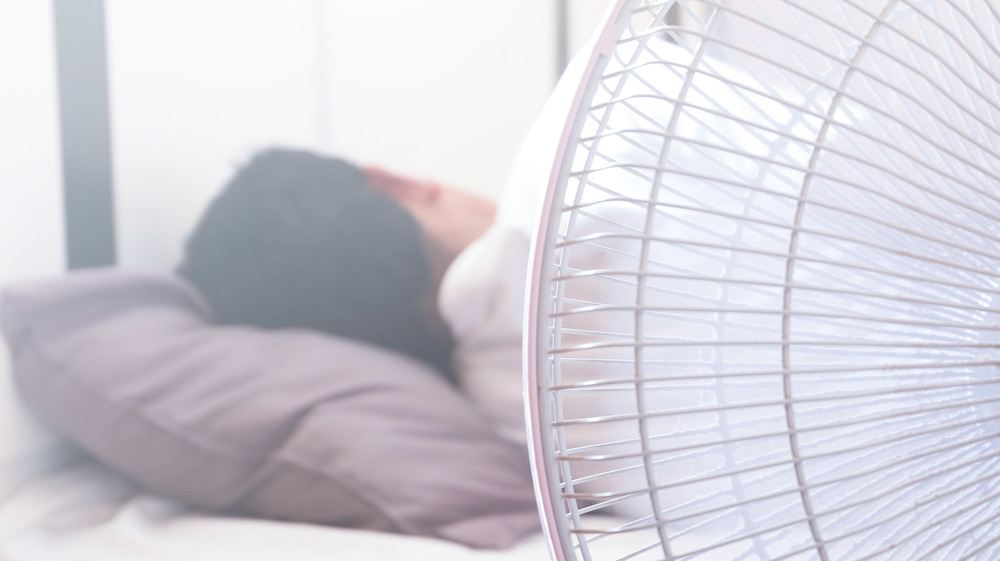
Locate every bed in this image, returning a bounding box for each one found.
[0,4,630,558]
[1,459,558,561]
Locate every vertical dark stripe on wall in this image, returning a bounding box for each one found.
[53,0,117,269]
[557,0,569,78]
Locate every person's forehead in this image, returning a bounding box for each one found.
[441,185,493,206]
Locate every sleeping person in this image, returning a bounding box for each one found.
[177,149,496,386]
[178,51,585,448]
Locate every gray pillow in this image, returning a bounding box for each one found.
[0,269,539,549]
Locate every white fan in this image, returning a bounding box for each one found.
[526,1,1000,560]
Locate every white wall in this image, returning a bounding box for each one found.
[106,0,329,272]
[0,0,657,283]
[320,1,556,201]
[568,0,614,55]
[107,0,585,272]
[0,2,65,285]
[0,0,76,502]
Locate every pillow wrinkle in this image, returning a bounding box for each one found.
[226,449,406,534]
[20,328,265,463]
[231,454,406,541]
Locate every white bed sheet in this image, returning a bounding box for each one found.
[0,460,649,561]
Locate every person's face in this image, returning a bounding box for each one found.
[364,167,496,264]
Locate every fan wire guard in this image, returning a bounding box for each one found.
[526,1,1000,560]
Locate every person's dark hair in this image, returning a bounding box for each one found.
[177,149,453,378]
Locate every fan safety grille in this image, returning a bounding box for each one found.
[528,1,1000,560]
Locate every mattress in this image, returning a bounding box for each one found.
[0,459,650,561]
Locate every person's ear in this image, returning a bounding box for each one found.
[365,166,440,205]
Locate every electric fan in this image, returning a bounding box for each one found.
[526,1,1000,560]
